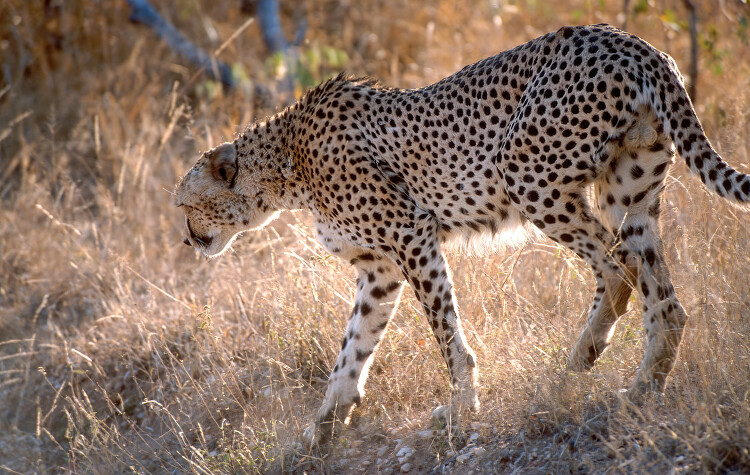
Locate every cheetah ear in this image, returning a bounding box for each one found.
[206,142,238,187]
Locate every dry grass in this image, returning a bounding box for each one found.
[1,0,749,473]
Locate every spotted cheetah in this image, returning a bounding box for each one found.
[176,24,750,445]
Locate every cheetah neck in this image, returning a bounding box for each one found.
[236,110,312,214]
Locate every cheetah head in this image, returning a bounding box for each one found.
[175,141,282,257]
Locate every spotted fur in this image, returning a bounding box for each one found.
[175,24,750,445]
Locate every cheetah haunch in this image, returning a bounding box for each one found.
[176,24,749,446]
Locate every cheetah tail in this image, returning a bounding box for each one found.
[649,67,750,205]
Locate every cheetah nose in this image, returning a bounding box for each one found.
[183,238,191,246]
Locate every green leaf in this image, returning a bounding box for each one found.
[633,0,650,15]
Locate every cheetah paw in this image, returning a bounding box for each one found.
[301,423,318,449]
[301,420,340,449]
[431,405,460,429]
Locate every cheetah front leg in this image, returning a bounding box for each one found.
[303,251,405,447]
[392,231,480,429]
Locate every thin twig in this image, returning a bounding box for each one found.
[125,265,193,310]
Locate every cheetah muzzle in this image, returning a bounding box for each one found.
[175,24,750,447]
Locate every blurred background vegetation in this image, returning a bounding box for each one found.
[1,0,749,473]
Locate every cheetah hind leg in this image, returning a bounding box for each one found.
[501,187,634,374]
[616,206,687,401]
[579,121,687,399]
[568,114,669,373]
[567,260,636,372]
[606,122,688,400]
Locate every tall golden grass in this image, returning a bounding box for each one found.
[1,0,749,472]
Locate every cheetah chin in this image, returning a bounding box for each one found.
[176,24,750,447]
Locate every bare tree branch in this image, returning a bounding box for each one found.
[623,0,632,30]
[254,0,307,98]
[126,0,307,103]
[127,0,235,88]
[257,0,289,52]
[683,0,699,101]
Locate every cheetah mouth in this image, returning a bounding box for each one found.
[184,218,214,250]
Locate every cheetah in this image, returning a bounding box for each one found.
[175,24,750,446]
